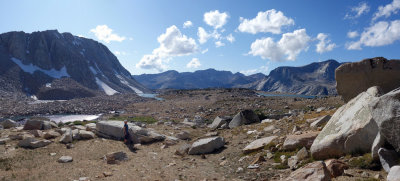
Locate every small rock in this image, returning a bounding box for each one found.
[103,172,113,177]
[205,131,218,137]
[261,119,274,123]
[285,161,332,181]
[176,131,190,140]
[59,129,72,144]
[28,130,43,137]
[104,151,129,164]
[247,164,259,169]
[58,156,73,163]
[236,167,244,173]
[296,147,309,160]
[263,125,276,133]
[324,159,348,178]
[50,153,57,156]
[310,115,331,129]
[243,136,277,153]
[250,155,266,165]
[175,144,191,156]
[78,130,95,139]
[66,143,74,149]
[288,156,298,170]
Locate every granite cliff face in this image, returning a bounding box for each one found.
[134,60,341,96]
[0,30,149,100]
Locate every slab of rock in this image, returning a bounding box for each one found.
[285,161,332,181]
[378,148,400,172]
[139,130,165,143]
[324,159,348,178]
[58,156,73,163]
[23,120,43,130]
[2,119,17,129]
[104,151,128,164]
[78,130,95,139]
[311,87,381,159]
[96,121,141,144]
[336,57,400,102]
[243,136,278,153]
[310,115,331,128]
[387,166,400,181]
[208,116,231,130]
[176,131,190,140]
[370,87,400,153]
[283,132,319,150]
[44,131,61,139]
[18,137,52,148]
[229,110,260,128]
[72,129,80,140]
[188,136,225,155]
[59,129,73,144]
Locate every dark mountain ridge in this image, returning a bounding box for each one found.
[134,60,342,95]
[0,30,149,100]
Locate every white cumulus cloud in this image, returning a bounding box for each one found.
[347,31,359,38]
[316,33,336,54]
[345,2,370,19]
[197,27,221,44]
[238,9,294,34]
[183,21,193,28]
[90,25,126,43]
[186,58,201,68]
[347,20,400,50]
[204,10,229,29]
[215,41,225,47]
[248,29,311,61]
[373,0,400,21]
[226,34,235,43]
[136,25,198,71]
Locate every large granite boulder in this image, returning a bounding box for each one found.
[387,166,400,181]
[59,128,73,144]
[188,136,225,155]
[370,88,400,152]
[336,57,400,102]
[23,120,43,130]
[229,110,260,128]
[285,161,332,181]
[310,87,381,159]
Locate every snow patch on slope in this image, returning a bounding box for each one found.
[116,75,143,94]
[95,77,118,95]
[89,66,98,75]
[11,57,70,78]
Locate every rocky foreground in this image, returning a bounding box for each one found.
[2,58,400,181]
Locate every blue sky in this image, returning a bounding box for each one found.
[1,0,399,75]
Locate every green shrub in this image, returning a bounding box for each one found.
[349,153,380,170]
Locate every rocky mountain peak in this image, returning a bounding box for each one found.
[0,30,149,100]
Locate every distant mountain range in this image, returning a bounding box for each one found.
[0,30,149,100]
[134,60,342,95]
